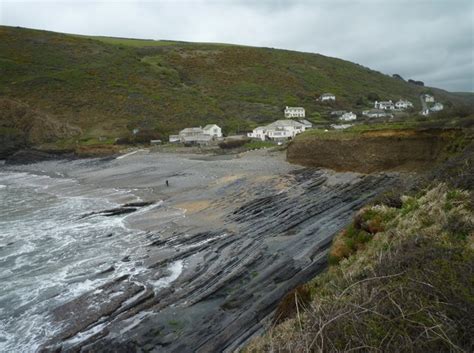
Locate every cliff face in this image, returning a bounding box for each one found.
[287,129,459,173]
[0,98,81,158]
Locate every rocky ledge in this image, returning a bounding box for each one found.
[39,166,398,353]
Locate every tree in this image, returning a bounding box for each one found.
[367,92,380,102]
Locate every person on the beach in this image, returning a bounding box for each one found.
[166,180,169,187]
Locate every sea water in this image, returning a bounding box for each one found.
[0,170,178,352]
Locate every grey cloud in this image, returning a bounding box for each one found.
[1,0,473,91]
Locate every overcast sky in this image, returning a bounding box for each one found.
[1,0,473,92]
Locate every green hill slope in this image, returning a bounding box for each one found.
[0,26,471,154]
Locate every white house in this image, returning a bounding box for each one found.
[284,106,305,118]
[363,109,392,118]
[247,126,268,141]
[203,124,222,138]
[178,124,222,144]
[395,100,413,110]
[430,102,444,112]
[339,112,357,121]
[267,128,293,140]
[179,127,204,138]
[423,94,435,103]
[319,93,336,102]
[248,120,306,141]
[266,120,306,139]
[182,134,212,145]
[374,100,395,110]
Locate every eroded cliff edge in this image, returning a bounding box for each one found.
[287,128,467,173]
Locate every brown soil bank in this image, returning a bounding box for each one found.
[287,128,466,173]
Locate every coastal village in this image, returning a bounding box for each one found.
[167,92,445,145]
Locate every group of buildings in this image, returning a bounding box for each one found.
[168,91,445,145]
[374,99,414,111]
[248,106,313,141]
[421,94,444,116]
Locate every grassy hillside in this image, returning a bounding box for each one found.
[0,26,472,153]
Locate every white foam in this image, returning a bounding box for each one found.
[116,149,146,160]
[151,260,184,290]
[0,171,156,351]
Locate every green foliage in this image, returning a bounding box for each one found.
[400,197,419,215]
[243,140,276,150]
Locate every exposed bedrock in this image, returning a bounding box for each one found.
[40,168,398,353]
[287,128,461,173]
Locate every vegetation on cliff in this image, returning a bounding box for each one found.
[246,182,474,352]
[1,25,472,156]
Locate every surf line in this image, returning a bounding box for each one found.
[116,149,147,160]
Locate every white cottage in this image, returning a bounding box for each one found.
[423,94,435,103]
[178,125,222,145]
[374,100,395,110]
[363,109,391,118]
[319,93,336,102]
[247,126,268,141]
[339,112,357,121]
[395,100,413,110]
[203,124,222,138]
[248,120,306,141]
[284,106,305,118]
[430,102,444,112]
[266,120,306,140]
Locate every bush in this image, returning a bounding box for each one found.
[133,129,162,144]
[243,140,275,150]
[114,137,131,145]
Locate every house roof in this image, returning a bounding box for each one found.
[266,119,305,128]
[321,93,335,97]
[285,106,305,110]
[180,127,203,134]
[203,124,220,130]
[299,119,312,126]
